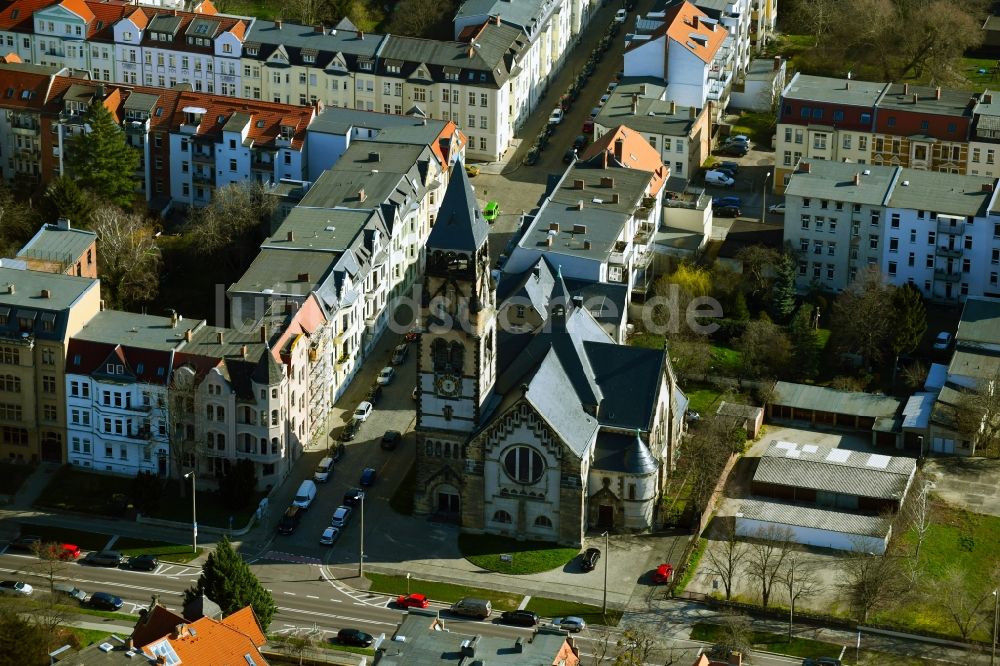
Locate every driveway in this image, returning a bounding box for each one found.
[924,457,1000,517]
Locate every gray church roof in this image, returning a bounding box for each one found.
[252,347,284,385]
[426,163,489,252]
[525,352,599,456]
[592,430,658,475]
[584,342,665,430]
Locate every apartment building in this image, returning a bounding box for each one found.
[625,2,730,114]
[16,218,97,278]
[969,89,1000,178]
[0,265,100,464]
[750,0,777,51]
[783,159,1000,302]
[871,83,972,173]
[691,0,752,94]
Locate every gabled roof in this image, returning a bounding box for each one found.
[57,0,95,23]
[131,603,187,647]
[580,124,668,195]
[426,162,489,252]
[139,606,267,666]
[252,345,284,384]
[627,1,727,63]
[170,92,314,150]
[0,0,59,32]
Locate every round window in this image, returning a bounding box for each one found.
[502,446,545,484]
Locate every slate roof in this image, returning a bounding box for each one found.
[585,341,664,429]
[876,82,974,118]
[131,603,188,647]
[72,310,202,351]
[956,297,1000,347]
[595,78,701,137]
[781,73,889,107]
[0,266,96,342]
[771,380,902,418]
[455,0,552,31]
[886,169,995,217]
[592,430,658,474]
[784,160,899,206]
[524,351,600,455]
[754,441,916,501]
[378,25,523,88]
[426,163,489,252]
[245,19,384,70]
[738,498,891,538]
[252,345,284,384]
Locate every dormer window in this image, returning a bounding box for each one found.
[246,46,258,56]
[279,125,294,139]
[359,60,373,71]
[303,54,315,64]
[387,63,400,74]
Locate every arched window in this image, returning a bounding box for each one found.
[431,338,449,371]
[216,406,224,421]
[206,432,215,449]
[271,437,279,454]
[271,409,278,426]
[435,440,442,456]
[503,446,545,484]
[444,442,451,457]
[216,434,225,451]
[260,437,267,454]
[448,341,464,372]
[425,441,433,455]
[206,405,213,420]
[534,515,552,528]
[493,510,512,524]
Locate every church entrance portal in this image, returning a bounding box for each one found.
[597,504,614,530]
[434,484,460,523]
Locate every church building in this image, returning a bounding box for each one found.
[413,164,685,546]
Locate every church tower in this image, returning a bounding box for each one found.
[413,163,495,524]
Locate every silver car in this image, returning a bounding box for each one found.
[551,616,586,632]
[54,584,87,602]
[331,505,352,528]
[320,526,340,546]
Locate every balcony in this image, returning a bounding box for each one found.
[934,269,961,283]
[250,158,273,172]
[124,120,147,134]
[17,146,39,158]
[10,122,39,135]
[608,241,628,265]
[937,219,965,235]
[935,245,963,259]
[191,151,213,164]
[192,171,213,184]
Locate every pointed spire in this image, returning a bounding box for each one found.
[252,344,284,385]
[426,160,489,253]
[624,429,657,475]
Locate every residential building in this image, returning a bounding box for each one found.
[0,265,100,464]
[969,89,1000,178]
[378,608,580,665]
[138,606,268,666]
[16,217,97,278]
[625,2,729,113]
[0,61,63,186]
[749,0,776,51]
[413,164,685,545]
[504,126,668,312]
[690,0,752,94]
[871,83,973,173]
[729,55,785,112]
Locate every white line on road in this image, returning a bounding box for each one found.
[276,606,396,627]
[306,595,319,599]
[283,591,296,595]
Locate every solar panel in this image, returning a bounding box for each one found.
[774,441,796,450]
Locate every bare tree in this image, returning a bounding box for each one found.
[28,542,71,597]
[588,626,616,666]
[839,547,906,623]
[702,520,749,601]
[685,416,745,522]
[734,245,780,302]
[930,566,994,640]
[613,625,658,666]
[90,206,161,309]
[707,614,754,663]
[737,317,792,381]
[167,364,204,493]
[187,180,275,274]
[782,550,822,639]
[830,266,893,368]
[903,479,934,581]
[743,525,794,609]
[953,366,1000,457]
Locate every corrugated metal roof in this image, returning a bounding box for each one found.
[738,498,891,538]
[754,441,915,500]
[772,381,901,418]
[902,392,936,429]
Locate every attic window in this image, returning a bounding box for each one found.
[155,106,163,116]
[480,73,487,81]
[194,23,209,34]
[246,46,258,55]
[217,114,225,124]
[135,363,144,374]
[10,9,18,18]
[303,54,315,63]
[157,367,165,376]
[96,20,103,30]
[20,90,32,100]
[256,119,265,128]
[4,88,12,98]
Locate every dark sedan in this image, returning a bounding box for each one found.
[337,628,374,647]
[581,547,601,572]
[343,488,365,507]
[126,554,159,571]
[83,550,124,567]
[499,610,539,627]
[89,591,124,611]
[714,205,742,218]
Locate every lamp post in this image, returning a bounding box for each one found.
[991,587,998,666]
[761,171,772,222]
[601,531,609,616]
[183,471,197,553]
[358,493,365,578]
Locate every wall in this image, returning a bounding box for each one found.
[735,515,890,554]
[665,45,707,109]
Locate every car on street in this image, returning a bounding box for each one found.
[606,82,618,94]
[43,543,80,560]
[464,164,479,177]
[353,401,373,422]
[718,161,740,173]
[337,628,374,648]
[126,554,159,571]
[404,327,421,343]
[89,591,124,611]
[367,383,383,405]
[339,420,359,442]
[381,430,402,450]
[376,367,395,386]
[391,344,409,365]
[933,331,953,350]
[768,203,786,214]
[0,580,32,596]
[395,593,429,609]
[614,8,627,22]
[582,119,594,134]
[523,147,540,166]
[705,170,735,187]
[599,94,610,106]
[573,135,589,151]
[548,108,564,125]
[712,196,743,207]
[551,616,586,632]
[320,526,341,546]
[343,488,365,506]
[483,201,500,222]
[720,143,748,157]
[589,107,600,119]
[9,535,41,552]
[802,659,842,666]
[360,467,377,487]
[330,505,352,528]
[54,584,87,602]
[580,547,601,572]
[714,205,742,218]
[563,148,576,164]
[83,550,125,567]
[728,134,750,144]
[499,610,539,627]
[652,563,674,584]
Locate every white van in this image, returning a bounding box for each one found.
[450,597,492,619]
[313,457,334,483]
[705,170,735,187]
[292,480,317,509]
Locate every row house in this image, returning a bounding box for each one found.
[775,74,977,192]
[969,89,1000,178]
[625,2,730,116]
[783,159,1000,302]
[0,264,100,465]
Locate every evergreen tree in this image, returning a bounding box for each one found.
[730,290,750,321]
[890,283,927,359]
[40,176,94,227]
[184,536,276,630]
[770,253,797,324]
[788,306,820,380]
[66,100,140,208]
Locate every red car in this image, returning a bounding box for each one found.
[395,593,429,609]
[49,543,81,560]
[652,563,674,584]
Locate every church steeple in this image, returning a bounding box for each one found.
[426,160,490,257]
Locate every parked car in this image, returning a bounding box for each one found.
[483,201,500,222]
[589,107,601,119]
[720,143,748,157]
[563,148,577,164]
[712,167,737,179]
[933,331,953,350]
[337,628,374,648]
[606,82,618,94]
[548,108,564,125]
[314,456,335,483]
[404,327,421,343]
[366,383,383,405]
[53,584,87,602]
[9,535,41,552]
[330,505,353,529]
[391,344,409,365]
[524,148,540,166]
[126,554,159,571]
[360,467,377,487]
[343,488,365,506]
[464,164,480,178]
[599,94,610,106]
[551,616,586,632]
[712,196,743,207]
[705,170,735,187]
[353,401,373,421]
[580,547,601,572]
[277,506,302,535]
[573,135,589,151]
[802,659,842,666]
[715,205,742,218]
[726,134,750,146]
[499,610,539,627]
[614,8,627,22]
[83,550,124,567]
[0,580,32,596]
[330,442,346,462]
[652,563,674,584]
[768,203,786,214]
[376,367,395,386]
[395,593,429,609]
[320,526,341,546]
[47,543,80,560]
[89,591,124,611]
[582,119,594,134]
[717,160,740,173]
[381,430,402,451]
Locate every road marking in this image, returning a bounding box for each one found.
[261,550,322,565]
[277,605,396,627]
[283,591,296,596]
[329,598,343,603]
[306,595,319,599]
[517,595,531,610]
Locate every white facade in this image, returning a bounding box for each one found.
[736,513,890,555]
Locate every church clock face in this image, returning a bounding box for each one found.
[435,373,461,397]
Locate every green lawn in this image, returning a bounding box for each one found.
[524,598,622,626]
[690,623,841,658]
[65,628,124,649]
[17,522,114,551]
[961,57,1000,93]
[729,111,776,145]
[458,534,579,575]
[0,462,35,495]
[366,572,523,610]
[630,332,666,350]
[389,463,416,516]
[816,328,831,350]
[114,537,202,564]
[711,344,742,375]
[684,383,724,415]
[674,538,706,594]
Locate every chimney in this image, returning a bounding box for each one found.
[173,624,185,638]
[982,182,994,193]
[692,15,699,29]
[614,138,624,162]
[549,222,560,232]
[611,193,620,204]
[631,94,638,114]
[728,652,743,666]
[368,151,380,162]
[358,30,364,39]
[912,92,919,104]
[572,223,587,234]
[184,330,192,343]
[492,15,500,24]
[259,325,267,342]
[313,24,323,33]
[358,188,366,202]
[845,80,850,90]
[126,639,134,650]
[689,106,697,119]
[583,240,592,250]
[216,331,224,344]
[56,217,71,230]
[986,93,994,104]
[297,272,310,282]
[545,236,553,247]
[286,231,294,242]
[171,311,178,328]
[275,19,282,29]
[241,345,248,358]
[773,55,781,71]
[669,101,676,114]
[936,86,941,100]
[853,172,861,185]
[573,179,585,190]
[467,45,475,58]
[513,637,524,653]
[801,162,811,173]
[639,84,647,95]
[576,200,584,210]
[600,176,615,188]
[40,289,50,299]
[903,83,909,94]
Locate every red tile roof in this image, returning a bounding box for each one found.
[139,606,268,666]
[0,0,59,32]
[171,92,314,150]
[59,0,94,23]
[83,0,133,39]
[580,124,669,195]
[626,0,726,63]
[194,0,217,14]
[125,6,148,29]
[0,64,58,112]
[0,52,21,63]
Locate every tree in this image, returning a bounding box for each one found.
[386,0,451,37]
[184,536,276,630]
[903,479,934,579]
[735,245,780,304]
[28,541,72,597]
[219,458,258,510]
[839,547,906,622]
[90,206,161,309]
[613,625,657,666]
[131,471,164,515]
[66,100,140,207]
[782,550,822,640]
[737,316,791,381]
[830,266,893,368]
[685,415,746,521]
[707,614,753,663]
[187,180,276,274]
[730,290,750,322]
[788,306,821,380]
[167,364,204,492]
[889,284,927,386]
[669,338,713,380]
[743,524,794,609]
[0,183,40,258]
[40,176,95,228]
[953,366,1000,457]
[930,566,994,639]
[702,520,749,601]
[770,253,797,324]
[0,607,50,666]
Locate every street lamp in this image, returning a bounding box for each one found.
[183,471,197,553]
[761,171,772,222]
[358,492,365,578]
[601,531,609,616]
[991,587,998,666]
